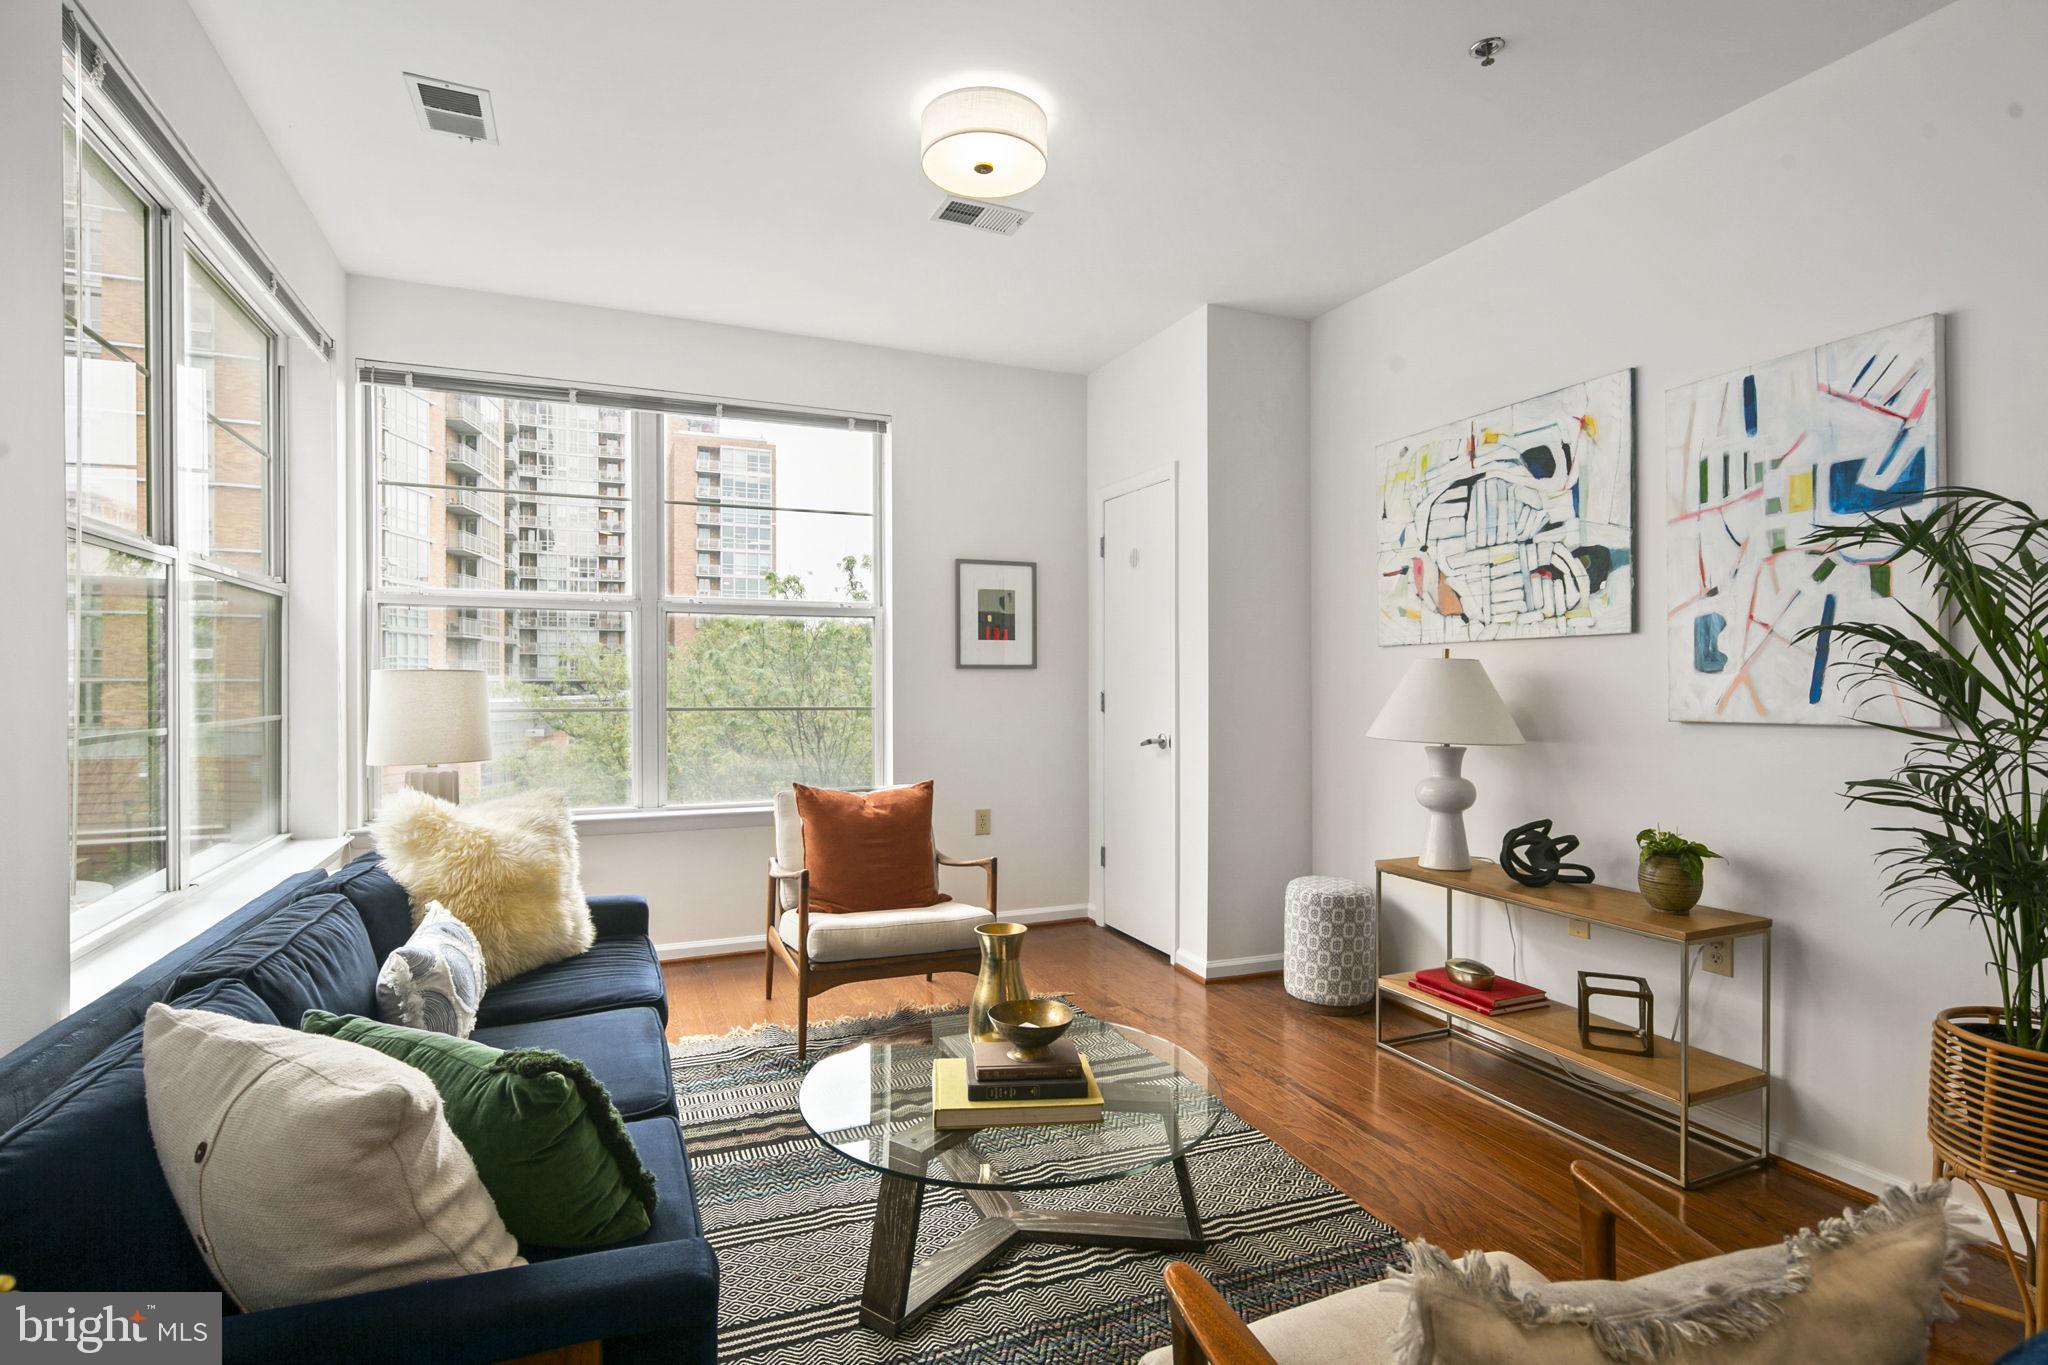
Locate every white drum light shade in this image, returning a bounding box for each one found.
[365,669,492,767]
[920,86,1047,199]
[1368,654,1522,871]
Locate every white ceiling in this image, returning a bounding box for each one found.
[188,0,1950,374]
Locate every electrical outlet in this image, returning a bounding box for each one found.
[1567,917,1591,941]
[1703,938,1734,977]
[974,808,992,836]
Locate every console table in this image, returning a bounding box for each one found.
[1373,857,1772,1190]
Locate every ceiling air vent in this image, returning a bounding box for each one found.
[405,73,496,143]
[931,196,1029,236]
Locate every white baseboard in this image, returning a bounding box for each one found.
[1004,903,1095,925]
[655,904,1097,962]
[1696,1110,2010,1243]
[1173,950,1283,980]
[655,933,764,962]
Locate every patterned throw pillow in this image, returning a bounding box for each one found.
[376,902,486,1038]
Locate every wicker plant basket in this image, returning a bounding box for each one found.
[1928,1005,2048,1332]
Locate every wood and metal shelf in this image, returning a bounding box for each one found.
[1373,857,1772,1190]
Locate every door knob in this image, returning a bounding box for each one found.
[1139,733,1172,750]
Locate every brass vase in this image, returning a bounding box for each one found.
[970,922,1029,1041]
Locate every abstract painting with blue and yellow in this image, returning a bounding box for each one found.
[1665,314,1942,725]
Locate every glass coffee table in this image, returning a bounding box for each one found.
[797,1009,1226,1335]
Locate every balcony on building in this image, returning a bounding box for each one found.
[445,438,492,480]
[448,528,502,561]
[447,486,501,524]
[444,394,499,438]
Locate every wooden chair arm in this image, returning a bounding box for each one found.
[1162,1262,1277,1365]
[1570,1159,1720,1278]
[936,852,998,916]
[768,859,808,883]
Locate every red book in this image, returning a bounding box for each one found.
[1411,967,1547,1014]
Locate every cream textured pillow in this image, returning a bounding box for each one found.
[370,788,594,985]
[141,1002,521,1311]
[1390,1185,1961,1364]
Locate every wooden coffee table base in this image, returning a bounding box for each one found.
[859,1136,1205,1337]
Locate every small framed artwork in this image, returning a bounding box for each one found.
[956,559,1037,668]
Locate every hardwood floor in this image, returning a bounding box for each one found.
[663,920,2022,1364]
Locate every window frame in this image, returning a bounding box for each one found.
[66,92,292,943]
[359,369,889,820]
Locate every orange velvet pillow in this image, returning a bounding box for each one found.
[792,781,952,915]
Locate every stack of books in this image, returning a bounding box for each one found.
[932,1039,1105,1130]
[1409,966,1548,1016]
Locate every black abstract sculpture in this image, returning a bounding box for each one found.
[1499,819,1596,888]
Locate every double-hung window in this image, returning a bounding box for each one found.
[364,373,884,813]
[65,71,288,936]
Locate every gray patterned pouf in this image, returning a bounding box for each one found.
[1283,876,1376,1013]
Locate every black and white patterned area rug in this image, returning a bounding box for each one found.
[670,1004,1406,1364]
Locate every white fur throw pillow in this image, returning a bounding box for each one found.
[370,788,594,986]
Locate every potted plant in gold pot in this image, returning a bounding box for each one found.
[1806,487,2048,1332]
[1634,828,1721,914]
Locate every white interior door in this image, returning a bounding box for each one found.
[1102,478,1177,954]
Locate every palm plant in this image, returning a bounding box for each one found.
[1803,487,2048,1051]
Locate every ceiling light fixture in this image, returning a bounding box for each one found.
[920,86,1047,199]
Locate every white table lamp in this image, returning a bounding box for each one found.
[366,668,492,803]
[1368,650,1523,870]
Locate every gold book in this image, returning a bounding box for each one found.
[932,1055,1104,1129]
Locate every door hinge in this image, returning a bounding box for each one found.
[1099,691,1105,712]
[1098,535,1105,558]
[1099,846,1106,868]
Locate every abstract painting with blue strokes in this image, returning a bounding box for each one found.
[1376,368,1634,644]
[1665,314,1941,725]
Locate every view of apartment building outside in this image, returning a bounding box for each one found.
[371,391,783,806]
[68,129,284,915]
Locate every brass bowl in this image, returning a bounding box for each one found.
[988,998,1075,1061]
[1445,957,1496,989]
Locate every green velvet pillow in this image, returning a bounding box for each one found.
[300,1010,655,1248]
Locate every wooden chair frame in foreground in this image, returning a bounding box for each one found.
[765,852,997,1059]
[1161,1159,1721,1365]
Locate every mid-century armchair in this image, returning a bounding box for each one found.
[765,788,997,1058]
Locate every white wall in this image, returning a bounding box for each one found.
[1086,305,1311,974]
[346,277,1091,952]
[0,0,73,1050]
[1206,308,1311,964]
[0,0,347,1052]
[1309,0,2048,1190]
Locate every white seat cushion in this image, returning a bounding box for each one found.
[779,903,992,963]
[1135,1252,1548,1365]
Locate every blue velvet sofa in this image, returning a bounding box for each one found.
[0,853,718,1365]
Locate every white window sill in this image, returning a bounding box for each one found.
[69,834,356,1013]
[572,805,775,836]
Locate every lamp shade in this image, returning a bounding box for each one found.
[920,87,1047,199]
[1367,655,1524,747]
[365,669,492,767]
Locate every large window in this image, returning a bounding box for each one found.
[66,93,287,934]
[366,380,882,812]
